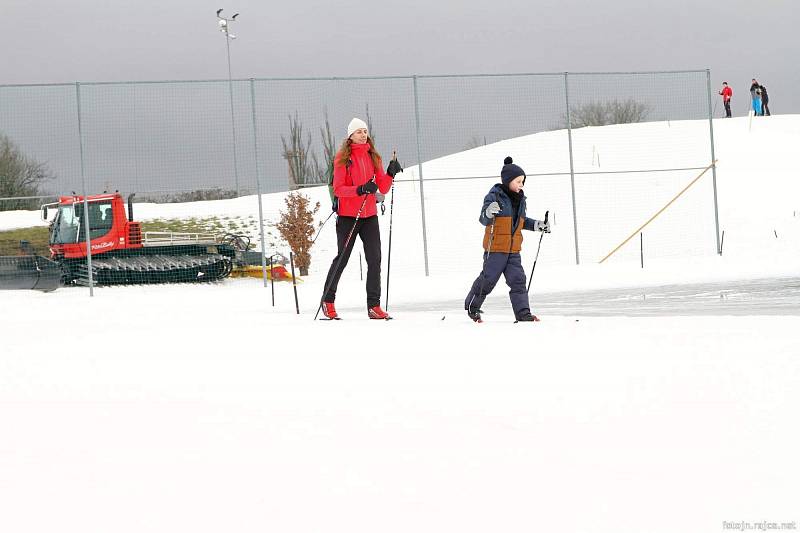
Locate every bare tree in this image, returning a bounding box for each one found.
[320,109,336,186]
[0,134,54,211]
[464,135,488,150]
[566,99,650,128]
[282,112,324,190]
[364,103,376,145]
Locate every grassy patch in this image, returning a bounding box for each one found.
[0,226,49,255]
[140,217,221,235]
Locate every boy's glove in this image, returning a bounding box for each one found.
[534,219,551,233]
[357,181,379,195]
[485,201,501,219]
[386,159,403,178]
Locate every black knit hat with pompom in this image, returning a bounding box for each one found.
[501,156,526,186]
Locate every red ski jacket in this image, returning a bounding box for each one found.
[719,86,732,102]
[332,142,393,218]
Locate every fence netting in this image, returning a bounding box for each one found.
[0,70,719,295]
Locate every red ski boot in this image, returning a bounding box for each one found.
[368,305,392,320]
[321,301,340,320]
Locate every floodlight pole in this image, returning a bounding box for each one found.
[217,9,241,197]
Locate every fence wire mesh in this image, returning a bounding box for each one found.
[0,70,719,296]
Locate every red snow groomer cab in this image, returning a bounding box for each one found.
[43,193,236,285]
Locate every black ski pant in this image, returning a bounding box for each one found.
[762,100,770,116]
[465,252,531,319]
[323,214,382,307]
[723,100,731,118]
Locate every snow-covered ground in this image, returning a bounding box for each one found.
[2,116,799,532]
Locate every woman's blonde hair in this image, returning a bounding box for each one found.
[336,137,382,173]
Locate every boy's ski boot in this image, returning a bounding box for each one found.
[467,308,484,323]
[514,311,540,323]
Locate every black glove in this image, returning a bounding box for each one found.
[357,181,379,195]
[386,159,403,178]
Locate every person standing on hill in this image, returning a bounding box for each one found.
[750,79,762,116]
[719,82,733,118]
[319,118,401,320]
[759,84,771,116]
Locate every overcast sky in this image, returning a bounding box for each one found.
[3,0,799,113]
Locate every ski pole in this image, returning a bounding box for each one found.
[470,210,498,313]
[314,182,372,320]
[385,151,398,311]
[268,254,274,306]
[384,182,395,310]
[527,210,548,293]
[311,210,335,246]
[290,251,299,315]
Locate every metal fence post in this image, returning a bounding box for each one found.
[75,81,94,296]
[563,72,580,265]
[706,69,722,255]
[249,78,269,287]
[412,75,430,276]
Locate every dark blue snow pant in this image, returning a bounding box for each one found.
[464,252,531,319]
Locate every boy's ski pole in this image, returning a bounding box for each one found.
[470,204,499,314]
[527,210,548,293]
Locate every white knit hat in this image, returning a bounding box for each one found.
[347,117,368,138]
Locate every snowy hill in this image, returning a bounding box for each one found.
[5,114,799,296]
[2,116,799,533]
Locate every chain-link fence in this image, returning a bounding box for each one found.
[0,70,720,293]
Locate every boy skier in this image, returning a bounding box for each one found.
[464,157,550,323]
